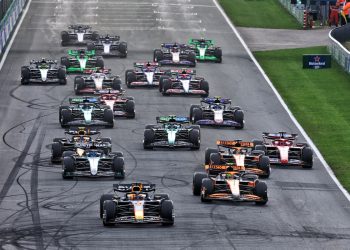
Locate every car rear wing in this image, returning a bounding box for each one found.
[69,97,100,104]
[216,140,254,148]
[201,97,231,105]
[68,24,91,30]
[134,62,159,68]
[65,127,100,136]
[205,164,245,172]
[99,35,120,41]
[169,68,196,75]
[113,183,156,193]
[95,89,124,95]
[156,116,190,124]
[30,59,57,65]
[161,43,188,49]
[68,49,95,56]
[188,38,214,46]
[262,132,298,140]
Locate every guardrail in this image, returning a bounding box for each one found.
[278,0,305,25]
[0,0,26,55]
[328,24,350,73]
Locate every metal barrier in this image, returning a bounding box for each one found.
[328,24,350,72]
[278,0,305,25]
[0,0,26,55]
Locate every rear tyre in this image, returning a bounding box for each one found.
[189,129,200,150]
[125,100,135,118]
[301,147,313,168]
[103,200,116,226]
[258,156,270,178]
[60,57,70,68]
[126,71,136,88]
[162,79,171,96]
[254,182,268,205]
[61,31,69,46]
[201,178,213,202]
[143,129,154,149]
[210,153,221,165]
[21,66,30,85]
[62,156,75,179]
[100,194,114,219]
[92,31,99,41]
[96,57,104,69]
[205,148,219,165]
[153,49,163,62]
[154,193,169,200]
[60,109,72,128]
[74,77,85,95]
[192,108,203,123]
[190,105,201,121]
[200,80,209,97]
[214,48,222,63]
[112,157,125,179]
[234,110,244,129]
[160,200,174,226]
[87,43,95,51]
[193,172,208,196]
[159,75,170,92]
[119,42,127,58]
[112,78,122,91]
[51,142,62,163]
[103,109,114,128]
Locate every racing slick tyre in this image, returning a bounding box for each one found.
[199,80,209,97]
[87,43,95,51]
[234,110,244,129]
[96,57,104,69]
[118,42,128,58]
[103,200,116,226]
[193,172,208,196]
[254,145,266,153]
[62,151,75,158]
[254,182,268,205]
[258,156,270,178]
[112,78,122,91]
[160,200,174,226]
[214,48,222,63]
[154,193,170,200]
[58,67,67,83]
[51,142,62,163]
[60,57,70,68]
[188,52,196,67]
[159,75,170,92]
[153,49,163,62]
[92,31,99,41]
[62,156,75,179]
[125,100,135,118]
[190,105,201,121]
[143,129,155,149]
[205,148,219,165]
[110,151,124,158]
[112,157,125,179]
[74,77,85,95]
[162,79,172,96]
[253,139,263,147]
[60,109,72,128]
[126,71,136,88]
[192,108,203,123]
[301,147,313,168]
[60,31,69,46]
[189,129,200,150]
[101,137,112,144]
[210,153,221,165]
[21,66,30,85]
[100,194,114,219]
[103,109,114,128]
[201,178,213,202]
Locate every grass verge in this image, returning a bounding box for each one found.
[254,46,350,191]
[218,0,301,29]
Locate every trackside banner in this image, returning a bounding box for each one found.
[303,54,332,69]
[0,0,26,55]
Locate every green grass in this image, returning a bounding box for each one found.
[254,47,350,191]
[219,0,301,29]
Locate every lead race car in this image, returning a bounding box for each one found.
[100,183,174,226]
[51,127,112,163]
[158,69,209,97]
[59,97,114,128]
[187,38,222,63]
[61,25,99,46]
[61,49,104,74]
[74,69,122,94]
[62,149,125,179]
[125,62,171,88]
[21,58,67,85]
[153,43,196,67]
[143,115,200,150]
[87,34,127,58]
[190,97,244,129]
[98,89,135,118]
[254,132,313,168]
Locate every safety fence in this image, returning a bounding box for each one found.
[328,24,350,73]
[0,0,26,55]
[278,0,305,25]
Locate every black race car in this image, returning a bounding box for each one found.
[100,183,174,226]
[87,34,127,58]
[153,43,196,67]
[21,58,66,85]
[51,127,112,163]
[61,25,99,46]
[62,149,125,179]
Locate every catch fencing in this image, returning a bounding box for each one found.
[328,24,350,73]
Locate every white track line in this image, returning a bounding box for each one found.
[212,0,350,201]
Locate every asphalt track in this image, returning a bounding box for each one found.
[0,0,349,249]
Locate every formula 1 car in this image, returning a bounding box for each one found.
[61,49,104,74]
[254,132,313,168]
[59,97,114,128]
[125,62,171,88]
[153,43,196,67]
[190,97,243,128]
[143,115,200,150]
[204,140,270,178]
[51,127,112,163]
[192,169,268,205]
[74,70,122,94]
[187,38,222,63]
[158,69,209,97]
[21,58,67,85]
[98,89,135,118]
[87,34,127,58]
[61,25,99,46]
[62,149,125,179]
[100,183,174,226]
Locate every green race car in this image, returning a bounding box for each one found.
[188,38,222,63]
[60,49,104,73]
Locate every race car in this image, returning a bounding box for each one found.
[100,183,174,226]
[153,43,196,67]
[125,62,171,88]
[59,97,114,128]
[51,127,112,163]
[62,149,125,179]
[74,70,122,94]
[143,115,200,150]
[204,140,270,178]
[187,38,222,63]
[61,25,99,46]
[254,132,313,168]
[21,58,67,85]
[190,97,244,128]
[98,89,135,118]
[158,69,209,97]
[60,49,104,74]
[87,34,127,58]
[192,168,268,205]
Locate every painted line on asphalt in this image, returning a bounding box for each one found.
[212,0,350,202]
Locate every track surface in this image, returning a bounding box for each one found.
[0,0,349,249]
